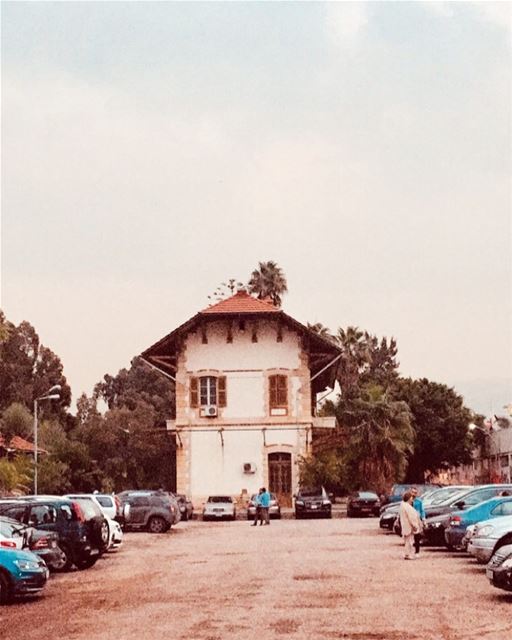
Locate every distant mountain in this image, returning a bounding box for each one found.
[453,378,512,417]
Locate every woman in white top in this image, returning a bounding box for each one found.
[399,491,422,560]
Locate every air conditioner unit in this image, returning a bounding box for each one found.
[200,405,218,417]
[243,462,256,474]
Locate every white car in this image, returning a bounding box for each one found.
[107,517,123,551]
[468,515,512,564]
[0,517,26,550]
[203,496,236,521]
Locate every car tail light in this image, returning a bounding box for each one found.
[71,501,85,522]
[114,495,121,512]
[0,540,17,548]
[450,516,462,526]
[32,537,50,549]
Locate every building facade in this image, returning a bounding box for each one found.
[142,291,340,507]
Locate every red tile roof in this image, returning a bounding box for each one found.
[201,290,280,315]
[0,433,47,454]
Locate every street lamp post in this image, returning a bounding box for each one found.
[33,385,61,495]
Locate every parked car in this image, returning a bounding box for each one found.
[468,515,512,564]
[422,485,512,546]
[0,516,27,550]
[294,487,332,519]
[444,496,512,550]
[347,491,380,517]
[26,526,63,570]
[1,514,64,570]
[246,493,281,520]
[0,497,106,571]
[487,544,512,593]
[203,496,236,521]
[0,547,49,604]
[117,490,180,533]
[379,485,470,519]
[175,494,194,521]
[382,484,439,506]
[65,494,120,550]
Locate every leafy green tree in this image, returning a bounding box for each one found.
[248,261,288,307]
[1,403,33,441]
[0,313,71,419]
[0,456,32,495]
[94,356,175,424]
[319,385,413,492]
[390,378,474,482]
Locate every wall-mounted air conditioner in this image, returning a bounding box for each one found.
[200,405,218,417]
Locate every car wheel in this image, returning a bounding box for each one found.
[0,571,12,605]
[493,535,512,555]
[147,516,168,533]
[100,520,110,550]
[52,543,74,572]
[75,554,99,570]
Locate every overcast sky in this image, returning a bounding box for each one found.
[1,1,511,416]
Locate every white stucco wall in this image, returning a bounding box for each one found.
[185,321,300,372]
[190,427,300,499]
[182,320,307,420]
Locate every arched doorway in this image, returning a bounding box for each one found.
[268,452,292,507]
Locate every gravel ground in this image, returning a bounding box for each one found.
[1,518,511,640]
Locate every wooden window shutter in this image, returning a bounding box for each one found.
[269,375,287,409]
[278,375,288,407]
[269,375,278,408]
[218,376,227,407]
[190,377,198,408]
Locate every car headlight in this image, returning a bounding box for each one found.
[477,525,494,537]
[501,557,512,568]
[322,500,331,506]
[295,500,304,506]
[14,559,40,571]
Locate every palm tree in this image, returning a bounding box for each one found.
[248,261,288,307]
[335,326,371,390]
[344,385,414,490]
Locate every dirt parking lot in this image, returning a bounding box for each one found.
[1,518,511,640]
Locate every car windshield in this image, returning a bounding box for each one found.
[208,496,232,503]
[299,488,323,497]
[358,492,378,500]
[427,487,468,505]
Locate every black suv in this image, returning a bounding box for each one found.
[0,497,109,571]
[118,490,180,533]
[294,487,332,519]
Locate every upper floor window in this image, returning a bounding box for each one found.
[190,376,226,408]
[269,374,288,415]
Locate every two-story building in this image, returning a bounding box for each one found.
[141,290,340,507]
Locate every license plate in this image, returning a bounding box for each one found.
[486,568,494,580]
[213,509,223,513]
[311,505,318,509]
[51,540,57,548]
[361,508,371,512]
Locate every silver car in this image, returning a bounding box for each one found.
[203,496,236,521]
[468,514,512,564]
[246,493,281,520]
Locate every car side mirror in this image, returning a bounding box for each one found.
[455,501,465,510]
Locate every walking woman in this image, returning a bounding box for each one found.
[399,491,422,560]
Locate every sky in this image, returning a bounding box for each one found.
[1,1,511,416]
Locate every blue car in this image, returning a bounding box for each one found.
[444,496,512,550]
[0,547,49,604]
